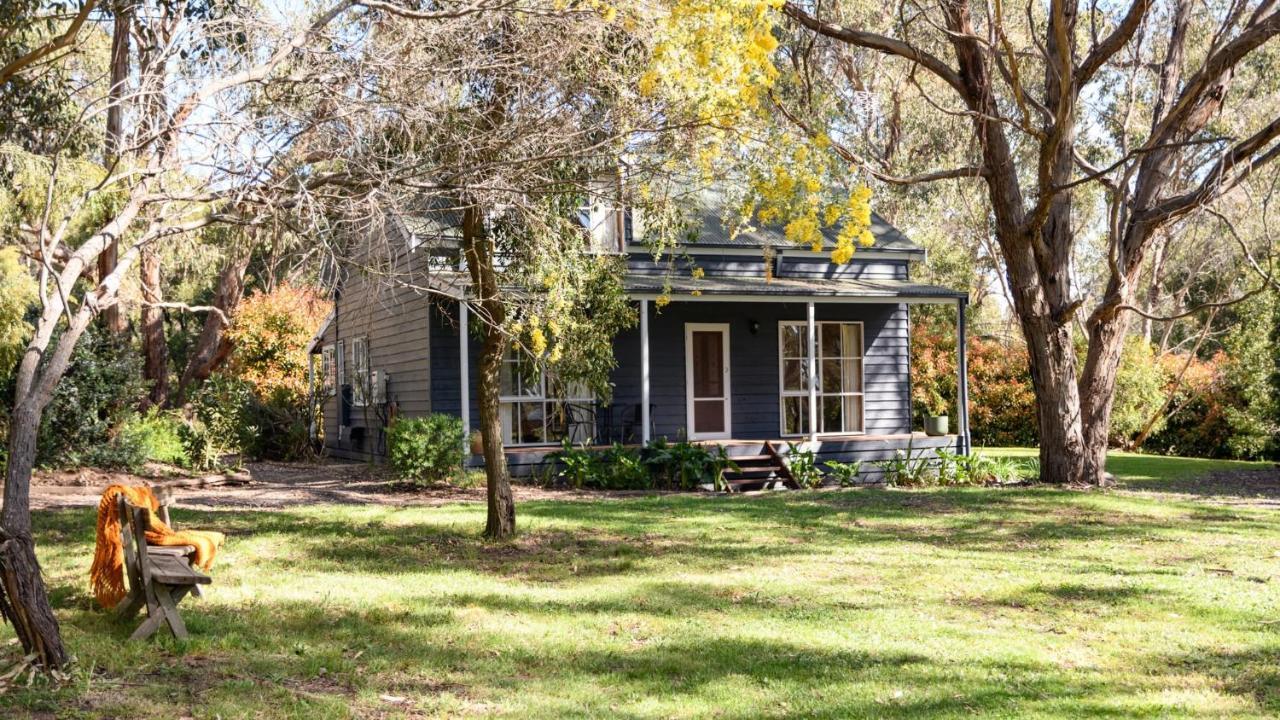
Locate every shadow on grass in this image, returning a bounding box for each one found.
[26,591,1271,719]
[28,486,1274,586]
[13,488,1280,719]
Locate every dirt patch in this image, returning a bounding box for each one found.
[29,461,638,512]
[1120,467,1280,509]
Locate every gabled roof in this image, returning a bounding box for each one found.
[658,187,924,255]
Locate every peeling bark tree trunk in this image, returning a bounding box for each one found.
[140,247,168,408]
[176,251,249,404]
[99,0,131,335]
[461,205,515,539]
[0,298,103,668]
[0,405,68,669]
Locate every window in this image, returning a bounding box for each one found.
[351,337,370,406]
[779,321,864,436]
[499,347,595,445]
[320,344,336,396]
[585,176,625,254]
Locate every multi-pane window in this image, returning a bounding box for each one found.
[499,348,595,445]
[585,176,626,254]
[779,321,865,436]
[351,337,370,406]
[320,344,336,396]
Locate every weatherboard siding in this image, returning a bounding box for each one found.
[327,295,915,465]
[608,301,912,440]
[321,245,436,460]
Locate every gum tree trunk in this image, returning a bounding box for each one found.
[461,205,515,539]
[176,251,249,404]
[99,0,131,335]
[140,246,169,408]
[0,405,67,669]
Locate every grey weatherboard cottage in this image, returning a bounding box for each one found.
[309,191,972,483]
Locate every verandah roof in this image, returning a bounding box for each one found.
[622,274,967,304]
[425,270,965,304]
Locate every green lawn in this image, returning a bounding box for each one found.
[3,453,1278,718]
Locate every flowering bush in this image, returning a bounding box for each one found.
[911,317,1037,447]
[210,284,331,461]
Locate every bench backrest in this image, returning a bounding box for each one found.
[116,496,153,593]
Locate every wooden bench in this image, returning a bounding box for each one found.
[115,495,211,640]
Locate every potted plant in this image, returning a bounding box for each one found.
[923,390,950,436]
[469,430,484,455]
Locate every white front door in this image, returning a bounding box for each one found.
[685,323,732,440]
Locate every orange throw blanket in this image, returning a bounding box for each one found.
[90,484,225,610]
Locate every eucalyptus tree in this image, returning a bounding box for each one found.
[771,0,1280,483]
[0,0,528,669]
[330,6,689,539]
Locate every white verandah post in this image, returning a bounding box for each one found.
[807,301,818,444]
[640,299,651,444]
[956,297,971,455]
[459,301,470,451]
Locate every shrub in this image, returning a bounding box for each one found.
[120,409,189,467]
[640,439,737,490]
[597,443,649,490]
[386,414,466,485]
[783,443,823,489]
[37,326,148,469]
[546,439,598,488]
[1109,338,1170,446]
[224,284,331,402]
[876,448,935,486]
[911,316,1038,447]
[216,284,330,461]
[823,459,863,487]
[189,373,258,460]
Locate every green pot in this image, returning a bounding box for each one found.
[924,415,949,436]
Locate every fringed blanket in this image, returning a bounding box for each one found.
[90,484,225,609]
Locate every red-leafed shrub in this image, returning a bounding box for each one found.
[911,317,1038,447]
[195,284,331,461]
[225,284,331,405]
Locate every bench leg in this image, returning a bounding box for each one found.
[155,584,189,640]
[129,611,166,641]
[115,586,145,620]
[129,583,192,641]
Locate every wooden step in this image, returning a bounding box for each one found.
[722,477,787,489]
[728,454,774,463]
[724,465,786,477]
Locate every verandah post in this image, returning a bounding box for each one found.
[640,299,650,445]
[956,297,971,455]
[807,301,818,444]
[460,300,470,451]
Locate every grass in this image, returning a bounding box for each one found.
[3,452,1279,719]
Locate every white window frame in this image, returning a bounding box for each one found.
[684,322,733,440]
[351,337,370,406]
[335,339,345,391]
[778,320,865,437]
[320,344,336,397]
[584,175,626,255]
[498,347,595,447]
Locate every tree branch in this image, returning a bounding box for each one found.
[1075,0,1153,85]
[0,1,99,85]
[781,1,969,98]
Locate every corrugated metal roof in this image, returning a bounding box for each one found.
[428,270,963,302]
[624,274,965,301]
[671,187,923,253]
